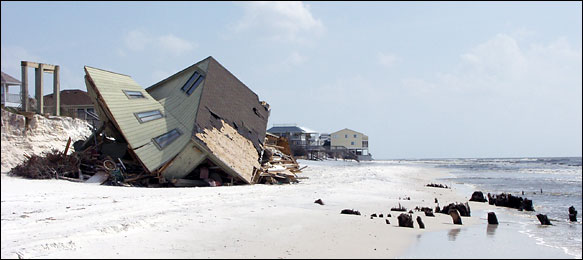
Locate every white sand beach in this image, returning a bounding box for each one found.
[1,159,497,259]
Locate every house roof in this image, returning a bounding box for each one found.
[43,89,93,106]
[267,125,318,134]
[194,57,270,152]
[331,128,367,136]
[1,71,21,85]
[84,57,270,184]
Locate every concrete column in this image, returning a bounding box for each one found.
[21,65,28,111]
[53,65,60,116]
[35,64,44,114]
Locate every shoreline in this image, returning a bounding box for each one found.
[397,160,576,259]
[0,159,563,258]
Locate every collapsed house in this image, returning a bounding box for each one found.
[83,56,272,186]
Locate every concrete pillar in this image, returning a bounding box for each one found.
[53,65,60,116]
[35,64,44,114]
[21,65,28,111]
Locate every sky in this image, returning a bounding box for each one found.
[1,1,581,159]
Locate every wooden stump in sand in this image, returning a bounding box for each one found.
[449,209,462,225]
[536,214,552,225]
[397,213,414,228]
[487,212,498,225]
[416,216,425,229]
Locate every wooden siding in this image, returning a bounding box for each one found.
[147,62,207,141]
[84,66,190,172]
[162,140,207,179]
[330,128,368,149]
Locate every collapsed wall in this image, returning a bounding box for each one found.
[1,108,92,172]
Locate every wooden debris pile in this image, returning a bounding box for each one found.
[254,135,306,184]
[9,129,157,187]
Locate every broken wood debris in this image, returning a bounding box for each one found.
[255,135,304,185]
[8,129,155,187]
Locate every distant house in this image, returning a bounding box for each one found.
[84,56,270,185]
[43,89,99,126]
[330,128,372,160]
[1,71,21,108]
[267,124,320,147]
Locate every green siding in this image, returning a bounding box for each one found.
[146,62,207,142]
[162,140,207,179]
[84,66,190,172]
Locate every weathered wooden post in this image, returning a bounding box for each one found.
[53,65,60,116]
[35,63,44,114]
[21,63,28,111]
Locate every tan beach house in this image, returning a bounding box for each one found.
[330,128,372,160]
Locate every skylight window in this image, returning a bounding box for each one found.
[135,110,163,123]
[181,71,205,96]
[153,128,181,150]
[123,90,145,99]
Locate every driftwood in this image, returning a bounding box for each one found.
[341,209,361,216]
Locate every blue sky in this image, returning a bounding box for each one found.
[2,1,581,159]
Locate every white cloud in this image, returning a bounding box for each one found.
[1,45,42,75]
[283,51,308,66]
[378,52,398,68]
[124,30,151,52]
[233,1,324,43]
[122,30,195,56]
[403,34,582,96]
[157,34,195,56]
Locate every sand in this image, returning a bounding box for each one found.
[1,109,92,172]
[1,159,494,259]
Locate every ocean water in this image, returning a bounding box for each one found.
[402,157,582,258]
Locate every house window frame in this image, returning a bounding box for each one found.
[123,90,146,99]
[134,110,164,123]
[181,70,205,96]
[153,128,182,150]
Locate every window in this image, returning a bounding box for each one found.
[181,71,199,92]
[354,134,357,138]
[363,141,368,147]
[123,90,145,99]
[181,71,205,96]
[77,109,86,120]
[351,141,355,145]
[135,110,163,123]
[153,128,181,150]
[345,134,348,138]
